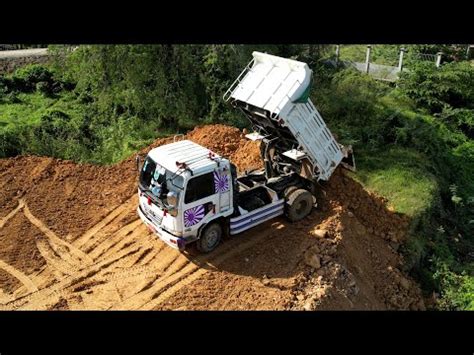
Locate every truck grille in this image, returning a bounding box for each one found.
[141,204,163,226]
[148,212,163,226]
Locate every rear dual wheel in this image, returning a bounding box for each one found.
[285,188,314,222]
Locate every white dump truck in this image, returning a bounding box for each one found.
[136,51,355,252]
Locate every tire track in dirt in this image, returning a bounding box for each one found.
[123,247,153,268]
[0,289,13,304]
[16,267,58,299]
[0,199,24,228]
[119,249,186,298]
[0,259,38,294]
[115,221,283,310]
[142,223,282,310]
[0,200,88,279]
[88,220,145,261]
[36,240,79,276]
[2,241,146,310]
[73,197,137,249]
[0,208,154,310]
[22,200,93,265]
[0,200,86,300]
[95,264,163,283]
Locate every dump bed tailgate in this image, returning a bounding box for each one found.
[283,100,343,180]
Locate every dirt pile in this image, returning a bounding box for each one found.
[186,124,245,156]
[0,124,424,310]
[326,169,410,245]
[286,171,424,311]
[230,140,263,173]
[186,124,263,172]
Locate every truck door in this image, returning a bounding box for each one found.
[214,168,231,213]
[182,172,217,235]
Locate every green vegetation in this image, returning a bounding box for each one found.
[0,44,473,309]
[338,44,401,66]
[354,147,438,217]
[337,44,469,67]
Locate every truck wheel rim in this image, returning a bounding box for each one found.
[206,230,219,248]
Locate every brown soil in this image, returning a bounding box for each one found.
[186,124,263,172]
[0,124,425,310]
[0,212,46,293]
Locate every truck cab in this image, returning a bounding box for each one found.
[137,139,235,252]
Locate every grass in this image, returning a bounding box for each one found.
[353,146,439,218]
[0,91,85,132]
[0,92,55,129]
[0,90,181,164]
[339,45,368,63]
[338,45,400,66]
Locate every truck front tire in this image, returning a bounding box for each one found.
[285,189,313,222]
[196,223,222,253]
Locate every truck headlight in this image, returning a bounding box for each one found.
[167,191,179,208]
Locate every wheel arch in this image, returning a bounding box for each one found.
[197,216,228,240]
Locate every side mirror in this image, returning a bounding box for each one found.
[135,155,141,172]
[136,156,141,172]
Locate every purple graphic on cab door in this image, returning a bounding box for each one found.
[214,171,229,193]
[184,205,205,227]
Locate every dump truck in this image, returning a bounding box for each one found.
[136,51,355,252]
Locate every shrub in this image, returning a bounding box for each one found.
[0,128,23,158]
[438,107,474,139]
[312,68,390,147]
[433,261,474,310]
[5,92,21,103]
[399,61,474,113]
[36,81,53,97]
[13,64,53,84]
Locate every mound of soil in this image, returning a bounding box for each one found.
[186,124,264,172]
[231,140,263,173]
[0,124,425,310]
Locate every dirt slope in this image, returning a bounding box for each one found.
[0,124,425,310]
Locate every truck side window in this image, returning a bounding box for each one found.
[185,172,215,204]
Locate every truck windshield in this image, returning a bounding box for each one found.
[139,156,184,196]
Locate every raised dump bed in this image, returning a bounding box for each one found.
[224,51,354,181]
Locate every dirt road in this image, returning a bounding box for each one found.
[0,124,425,310]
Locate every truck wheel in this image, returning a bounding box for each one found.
[283,185,299,200]
[197,223,222,253]
[286,189,313,222]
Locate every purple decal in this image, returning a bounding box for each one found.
[214,171,229,193]
[184,205,205,227]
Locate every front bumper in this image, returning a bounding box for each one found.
[137,206,185,251]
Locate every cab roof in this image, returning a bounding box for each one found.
[147,140,225,176]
